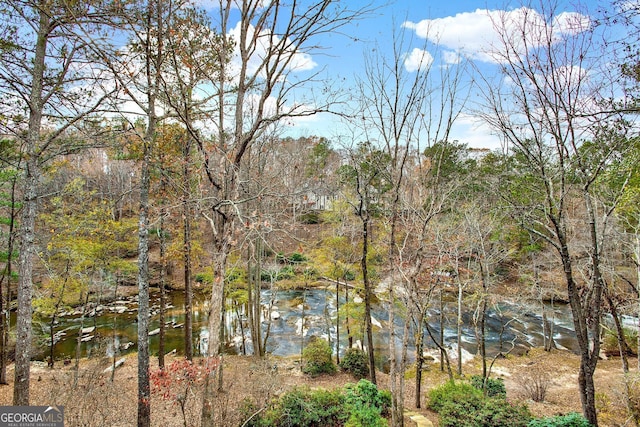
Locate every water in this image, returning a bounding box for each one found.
[33,288,580,364]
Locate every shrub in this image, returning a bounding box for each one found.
[302,336,336,377]
[276,252,308,264]
[344,380,391,427]
[340,348,370,379]
[429,380,532,427]
[289,252,308,263]
[194,271,213,284]
[516,363,551,402]
[257,387,347,427]
[428,381,483,412]
[528,412,592,427]
[471,375,507,398]
[246,381,390,427]
[438,395,531,427]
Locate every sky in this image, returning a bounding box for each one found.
[196,0,616,151]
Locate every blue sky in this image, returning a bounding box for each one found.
[198,0,614,150]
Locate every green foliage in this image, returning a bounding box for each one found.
[343,379,391,427]
[247,380,391,427]
[602,326,637,356]
[423,140,477,182]
[276,265,296,280]
[250,382,390,427]
[471,375,507,398]
[0,250,17,263]
[339,348,370,379]
[343,270,356,281]
[226,266,246,284]
[438,394,531,427]
[428,381,483,412]
[194,271,213,284]
[528,413,592,427]
[302,336,336,377]
[429,380,531,427]
[276,252,308,264]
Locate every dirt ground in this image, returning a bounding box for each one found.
[0,348,637,426]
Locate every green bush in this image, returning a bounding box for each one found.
[471,375,507,398]
[245,381,390,427]
[429,380,531,427]
[340,348,370,379]
[276,252,308,264]
[438,395,531,427]
[343,270,356,281]
[256,388,347,427]
[194,271,213,284]
[528,412,592,427]
[344,380,391,427]
[302,336,336,377]
[428,381,483,412]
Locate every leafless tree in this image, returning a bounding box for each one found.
[477,2,629,424]
[187,2,374,424]
[351,18,470,421]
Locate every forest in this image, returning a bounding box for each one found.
[1,0,640,426]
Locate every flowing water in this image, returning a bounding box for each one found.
[34,288,580,365]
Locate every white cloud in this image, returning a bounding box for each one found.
[450,113,503,150]
[403,48,434,72]
[442,50,462,65]
[553,11,592,35]
[228,21,317,77]
[403,7,591,64]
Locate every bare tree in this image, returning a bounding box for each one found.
[351,17,470,419]
[181,2,374,423]
[477,2,628,424]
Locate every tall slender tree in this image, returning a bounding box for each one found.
[0,0,115,405]
[160,2,375,423]
[478,2,628,423]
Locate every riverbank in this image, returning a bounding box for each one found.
[0,348,636,426]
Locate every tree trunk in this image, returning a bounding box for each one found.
[457,281,463,375]
[137,136,152,427]
[361,217,376,384]
[201,229,229,426]
[74,292,90,387]
[183,138,193,361]
[414,310,425,408]
[439,289,445,372]
[335,278,340,365]
[252,239,258,357]
[635,233,640,371]
[388,287,402,427]
[560,234,599,427]
[346,284,353,349]
[14,5,49,405]
[158,202,167,369]
[0,176,16,385]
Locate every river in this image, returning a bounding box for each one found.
[33,288,580,365]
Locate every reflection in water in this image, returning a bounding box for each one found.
[34,288,581,365]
